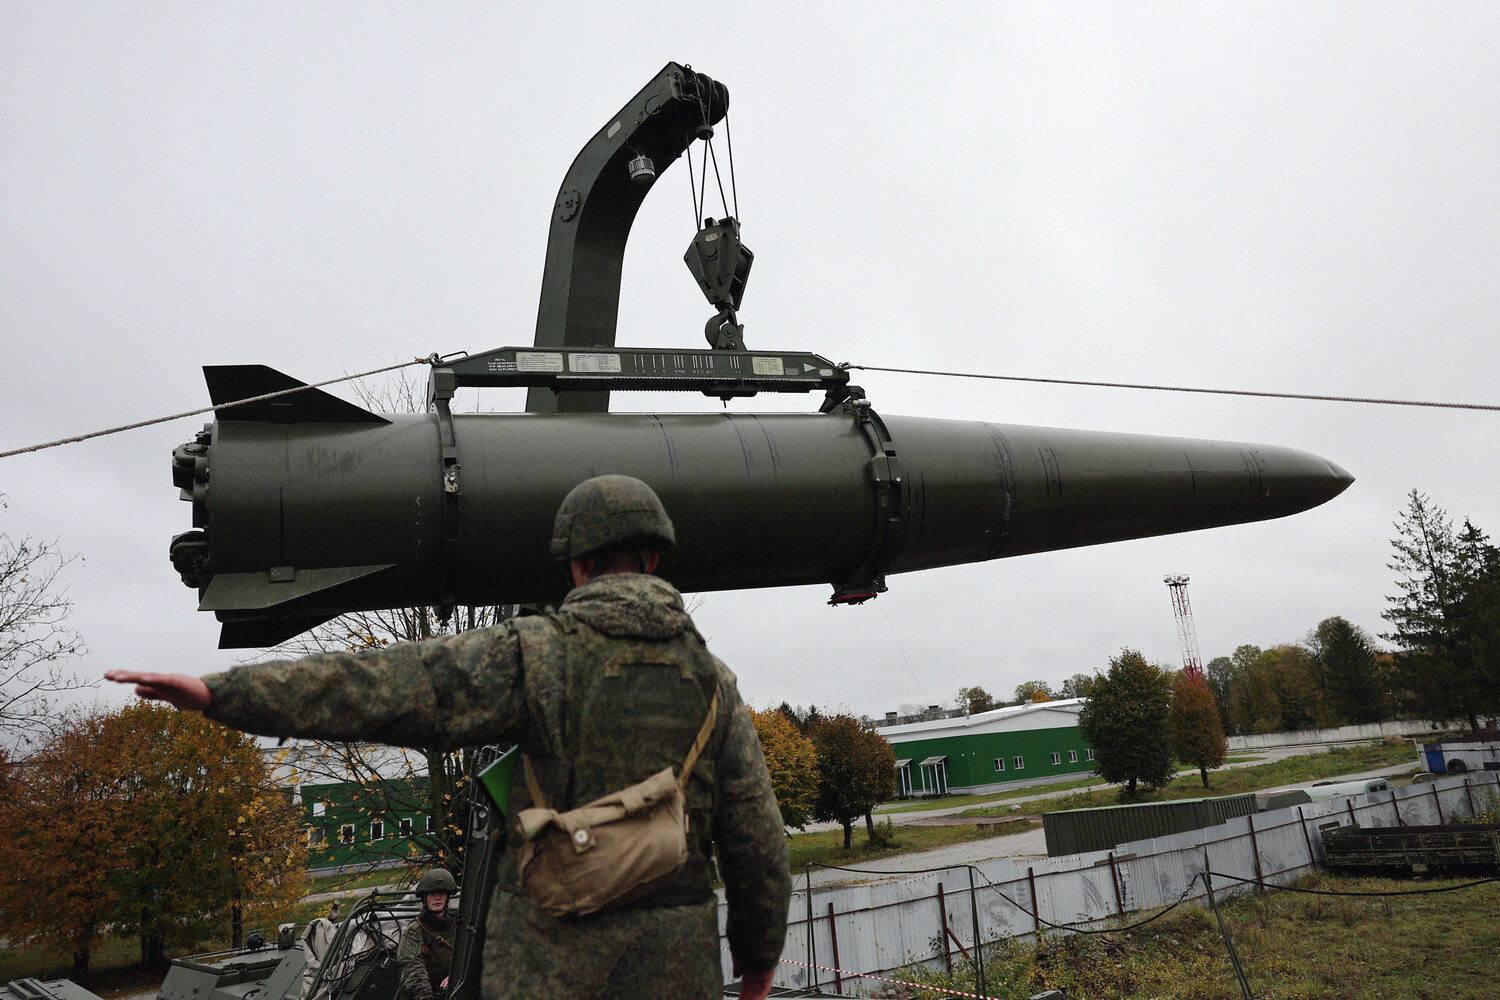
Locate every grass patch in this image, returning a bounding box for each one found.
[897,872,1500,999]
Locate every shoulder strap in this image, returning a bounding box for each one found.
[522,753,548,811]
[677,689,719,790]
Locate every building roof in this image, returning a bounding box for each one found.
[881,698,1086,742]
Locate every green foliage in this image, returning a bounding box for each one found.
[1059,672,1097,699]
[1383,490,1500,733]
[1167,674,1227,787]
[1077,649,1173,798]
[808,713,895,849]
[1307,616,1388,724]
[955,685,995,714]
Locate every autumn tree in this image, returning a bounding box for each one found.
[955,685,996,714]
[0,703,306,973]
[808,714,895,849]
[749,707,819,829]
[1383,491,1500,733]
[1013,680,1053,704]
[1059,673,1096,700]
[1077,650,1173,799]
[1167,675,1227,788]
[0,497,89,749]
[1307,616,1388,724]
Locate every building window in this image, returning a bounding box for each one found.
[426,815,436,833]
[399,817,413,838]
[340,823,355,845]
[306,826,327,847]
[1013,756,1025,770]
[1068,750,1078,763]
[370,819,385,840]
[312,801,326,817]
[1086,748,1096,761]
[993,758,1005,772]
[1050,752,1062,765]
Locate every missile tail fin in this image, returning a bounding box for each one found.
[204,365,390,424]
[218,614,337,649]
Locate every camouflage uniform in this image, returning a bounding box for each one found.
[397,908,455,1000]
[203,573,790,1000]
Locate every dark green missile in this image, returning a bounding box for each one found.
[170,362,1352,648]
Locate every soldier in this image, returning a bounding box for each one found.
[107,474,791,1000]
[398,868,457,1000]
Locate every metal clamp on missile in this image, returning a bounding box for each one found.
[829,386,907,605]
[426,345,855,411]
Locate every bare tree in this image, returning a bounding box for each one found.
[0,495,89,748]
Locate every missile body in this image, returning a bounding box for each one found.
[172,368,1352,648]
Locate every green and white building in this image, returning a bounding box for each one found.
[880,698,1094,797]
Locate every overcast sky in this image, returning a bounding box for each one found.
[3,4,1497,722]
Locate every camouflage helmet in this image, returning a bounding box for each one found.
[550,475,676,562]
[415,868,457,896]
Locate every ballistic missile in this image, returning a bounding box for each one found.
[170,349,1352,648]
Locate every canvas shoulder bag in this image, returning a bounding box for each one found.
[514,688,719,918]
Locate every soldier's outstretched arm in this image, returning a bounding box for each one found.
[104,670,210,711]
[711,681,793,985]
[111,625,528,749]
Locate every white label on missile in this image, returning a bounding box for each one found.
[569,353,623,374]
[516,352,565,373]
[751,357,783,376]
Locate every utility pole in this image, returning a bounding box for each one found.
[1164,574,1206,685]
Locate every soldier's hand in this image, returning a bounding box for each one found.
[104,670,211,711]
[732,958,775,1000]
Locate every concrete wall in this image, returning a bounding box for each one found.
[1226,718,1440,751]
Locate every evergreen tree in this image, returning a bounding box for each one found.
[1077,649,1173,798]
[1382,491,1500,732]
[1308,616,1387,724]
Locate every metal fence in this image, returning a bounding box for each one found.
[717,771,1500,995]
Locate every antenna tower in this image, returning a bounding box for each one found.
[1164,574,1205,684]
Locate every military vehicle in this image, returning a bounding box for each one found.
[10,62,1351,1000]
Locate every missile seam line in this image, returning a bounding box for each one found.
[848,365,1500,412]
[0,358,430,461]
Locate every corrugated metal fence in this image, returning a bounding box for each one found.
[717,772,1500,995]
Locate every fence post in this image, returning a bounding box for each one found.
[1296,805,1316,869]
[1431,782,1445,824]
[1107,852,1124,916]
[805,865,817,991]
[1246,812,1264,891]
[937,882,951,974]
[1347,799,1358,826]
[1390,789,1404,826]
[1464,775,1477,817]
[1027,866,1041,938]
[827,902,842,995]
[967,866,986,999]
